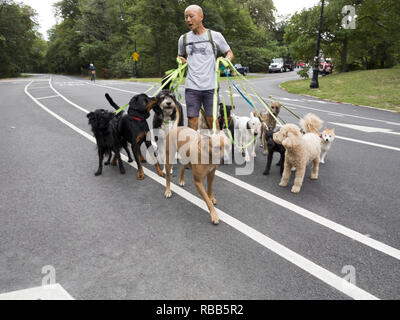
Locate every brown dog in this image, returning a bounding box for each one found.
[260,101,281,155]
[164,108,231,225]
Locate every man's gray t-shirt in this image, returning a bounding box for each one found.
[178,30,230,91]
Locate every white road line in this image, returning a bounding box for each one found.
[259,95,400,126]
[41,80,400,261]
[0,284,74,300]
[63,76,141,95]
[27,86,52,90]
[36,95,60,100]
[336,135,400,151]
[216,171,400,261]
[24,80,380,300]
[49,78,89,114]
[25,81,93,140]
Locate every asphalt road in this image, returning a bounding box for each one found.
[0,71,399,300]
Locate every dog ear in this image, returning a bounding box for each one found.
[282,132,299,149]
[331,128,335,133]
[146,97,158,112]
[87,112,93,119]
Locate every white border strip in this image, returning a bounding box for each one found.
[0,284,74,300]
[24,80,379,300]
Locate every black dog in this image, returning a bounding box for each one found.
[87,108,132,176]
[106,93,164,180]
[263,127,285,176]
[218,103,235,162]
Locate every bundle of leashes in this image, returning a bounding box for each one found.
[114,58,187,115]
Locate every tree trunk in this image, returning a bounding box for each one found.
[341,34,348,72]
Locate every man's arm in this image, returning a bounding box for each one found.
[225,49,234,62]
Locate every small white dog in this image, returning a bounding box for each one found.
[232,112,261,162]
[320,127,335,163]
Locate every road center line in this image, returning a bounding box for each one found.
[24,80,379,300]
[45,77,400,261]
[36,95,60,100]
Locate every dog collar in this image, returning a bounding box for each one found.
[131,115,145,121]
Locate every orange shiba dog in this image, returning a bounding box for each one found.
[320,128,335,163]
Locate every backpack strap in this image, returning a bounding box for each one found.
[182,32,188,58]
[207,29,217,57]
[182,30,217,58]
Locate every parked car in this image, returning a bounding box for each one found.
[229,64,249,76]
[297,61,307,68]
[268,58,295,73]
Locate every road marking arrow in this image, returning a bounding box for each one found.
[329,122,400,135]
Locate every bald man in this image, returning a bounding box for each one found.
[178,5,234,130]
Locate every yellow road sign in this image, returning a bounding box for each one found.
[132,52,139,62]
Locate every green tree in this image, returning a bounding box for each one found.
[0,0,41,77]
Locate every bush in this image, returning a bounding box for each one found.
[297,66,310,79]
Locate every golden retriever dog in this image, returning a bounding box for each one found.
[164,108,231,225]
[273,113,323,193]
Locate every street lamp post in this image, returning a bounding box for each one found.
[310,0,325,89]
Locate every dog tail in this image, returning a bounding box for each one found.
[105,93,120,111]
[300,113,323,135]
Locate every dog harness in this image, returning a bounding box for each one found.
[182,29,217,58]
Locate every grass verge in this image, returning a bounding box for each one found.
[280,68,400,112]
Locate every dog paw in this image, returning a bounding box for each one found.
[320,159,325,164]
[279,181,288,187]
[157,170,165,177]
[310,175,318,180]
[263,151,268,155]
[291,186,301,193]
[263,170,269,175]
[128,158,133,163]
[209,196,217,205]
[210,213,219,225]
[165,190,172,198]
[104,161,110,166]
[137,173,145,180]
[179,180,185,187]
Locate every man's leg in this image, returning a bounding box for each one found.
[185,89,202,130]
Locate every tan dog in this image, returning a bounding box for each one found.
[260,101,281,155]
[273,113,322,193]
[164,109,231,225]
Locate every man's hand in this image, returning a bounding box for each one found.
[178,56,187,65]
[225,49,234,63]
